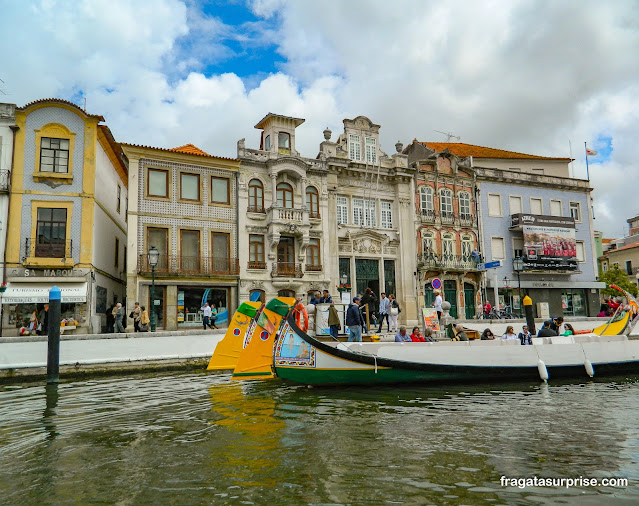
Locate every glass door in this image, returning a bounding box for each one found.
[180,230,200,273]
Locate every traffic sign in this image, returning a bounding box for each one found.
[477,260,502,271]
[431,278,442,290]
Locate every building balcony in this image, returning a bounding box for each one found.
[440,211,455,225]
[417,253,477,271]
[0,169,10,192]
[137,255,239,277]
[23,238,73,266]
[420,209,436,222]
[268,205,307,223]
[459,213,474,227]
[247,261,267,270]
[271,262,303,278]
[247,205,265,214]
[305,263,323,272]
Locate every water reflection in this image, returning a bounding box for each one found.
[42,384,59,441]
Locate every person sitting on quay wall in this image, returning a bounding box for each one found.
[518,325,533,345]
[537,320,558,337]
[501,325,518,340]
[454,324,469,341]
[560,323,576,336]
[395,326,412,342]
[423,328,436,342]
[319,290,333,304]
[309,291,320,305]
[410,326,426,342]
[549,316,564,334]
[481,328,495,340]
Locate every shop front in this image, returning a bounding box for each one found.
[1,282,88,336]
[177,286,230,328]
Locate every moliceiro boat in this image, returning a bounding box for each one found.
[273,311,639,386]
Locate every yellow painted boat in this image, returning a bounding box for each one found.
[206,301,262,371]
[593,310,632,335]
[232,297,296,380]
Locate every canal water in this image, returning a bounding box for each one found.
[1,372,638,504]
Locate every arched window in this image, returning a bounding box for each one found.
[442,232,455,260]
[276,182,294,208]
[440,188,453,217]
[249,289,265,303]
[461,234,473,260]
[278,289,296,298]
[248,179,264,212]
[459,191,471,219]
[306,186,320,218]
[420,186,434,215]
[422,231,436,258]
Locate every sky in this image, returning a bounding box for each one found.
[1,0,638,238]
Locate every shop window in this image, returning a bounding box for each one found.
[35,207,67,258]
[40,137,70,173]
[147,168,169,198]
[306,186,320,218]
[276,182,294,208]
[278,132,290,154]
[180,173,200,202]
[178,287,228,326]
[336,196,348,224]
[248,179,264,212]
[211,177,230,205]
[249,234,265,268]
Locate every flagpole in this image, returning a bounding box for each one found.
[584,141,590,181]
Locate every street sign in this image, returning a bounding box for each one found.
[431,278,442,290]
[477,260,502,271]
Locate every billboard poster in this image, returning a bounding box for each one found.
[422,308,440,332]
[523,225,578,270]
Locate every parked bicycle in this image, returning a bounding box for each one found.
[481,306,515,320]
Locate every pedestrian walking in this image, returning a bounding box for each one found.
[346,297,365,342]
[114,303,125,333]
[201,302,212,330]
[131,302,142,332]
[210,303,219,329]
[433,290,443,322]
[377,292,390,333]
[328,303,341,339]
[139,306,150,332]
[106,304,115,333]
[388,294,400,333]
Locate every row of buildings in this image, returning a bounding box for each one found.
[0,99,604,335]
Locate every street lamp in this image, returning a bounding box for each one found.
[513,256,524,318]
[340,273,347,285]
[503,276,511,313]
[148,246,159,332]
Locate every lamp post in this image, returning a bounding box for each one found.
[148,246,159,332]
[503,276,511,313]
[513,256,524,318]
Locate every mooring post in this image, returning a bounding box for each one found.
[523,295,536,335]
[47,286,61,384]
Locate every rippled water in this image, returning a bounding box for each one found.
[1,372,638,505]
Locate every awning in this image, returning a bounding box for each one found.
[1,283,87,304]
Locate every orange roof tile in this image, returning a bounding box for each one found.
[605,242,639,254]
[418,142,571,161]
[120,142,238,162]
[169,144,210,156]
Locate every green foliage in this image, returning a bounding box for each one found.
[599,266,639,297]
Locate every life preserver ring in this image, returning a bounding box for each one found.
[295,302,309,332]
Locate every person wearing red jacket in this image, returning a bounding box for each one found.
[410,326,426,342]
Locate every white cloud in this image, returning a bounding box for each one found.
[2,0,638,237]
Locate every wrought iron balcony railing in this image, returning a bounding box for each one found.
[440,211,455,224]
[24,238,73,260]
[305,263,323,272]
[420,209,436,222]
[137,255,239,276]
[247,261,267,269]
[271,262,303,278]
[247,205,265,214]
[417,253,477,271]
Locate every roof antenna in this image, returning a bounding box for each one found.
[434,129,460,142]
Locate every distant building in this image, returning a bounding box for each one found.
[3,99,128,335]
[597,214,639,291]
[122,142,240,331]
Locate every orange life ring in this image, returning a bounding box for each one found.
[295,302,309,332]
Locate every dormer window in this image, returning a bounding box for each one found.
[278,133,290,154]
[349,134,361,161]
[264,134,271,151]
[365,137,376,164]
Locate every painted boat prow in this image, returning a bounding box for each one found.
[593,310,631,336]
[232,297,296,380]
[207,301,261,371]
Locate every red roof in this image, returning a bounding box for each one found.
[120,142,238,162]
[19,98,105,121]
[605,242,639,254]
[417,142,571,161]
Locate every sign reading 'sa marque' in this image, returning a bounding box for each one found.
[511,213,578,271]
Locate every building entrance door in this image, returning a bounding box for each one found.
[355,259,379,296]
[277,236,295,275]
[464,283,475,319]
[444,280,458,319]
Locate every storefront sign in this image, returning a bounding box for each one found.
[23,268,84,277]
[2,282,87,304]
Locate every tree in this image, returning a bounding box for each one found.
[599,266,639,297]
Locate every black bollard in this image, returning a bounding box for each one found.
[523,295,536,335]
[47,286,61,384]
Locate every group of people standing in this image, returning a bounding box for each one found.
[344,288,402,342]
[27,304,49,335]
[105,302,150,333]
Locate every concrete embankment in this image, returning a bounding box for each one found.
[0,329,226,382]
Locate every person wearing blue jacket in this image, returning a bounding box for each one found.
[345,297,365,342]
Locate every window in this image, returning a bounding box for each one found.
[306,186,320,218]
[250,289,266,302]
[352,198,376,227]
[264,135,271,151]
[440,188,453,216]
[420,186,434,214]
[570,202,582,222]
[365,137,376,164]
[336,196,348,224]
[211,232,230,272]
[211,177,230,205]
[602,262,608,273]
[442,233,455,259]
[349,134,361,161]
[530,197,543,215]
[249,234,265,268]
[488,194,502,217]
[491,237,505,260]
[35,208,67,258]
[307,238,321,269]
[180,230,200,271]
[353,198,364,225]
[125,198,128,223]
[278,132,290,154]
[509,195,522,215]
[365,199,376,227]
[381,201,392,229]
[147,227,168,270]
[180,173,200,202]
[513,237,524,258]
[147,168,169,198]
[461,235,473,259]
[115,237,119,268]
[626,260,633,275]
[276,182,294,208]
[248,179,264,212]
[40,137,69,173]
[576,241,586,263]
[550,199,562,216]
[459,191,471,219]
[422,231,436,256]
[117,185,121,213]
